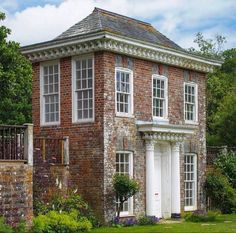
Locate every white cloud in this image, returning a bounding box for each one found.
[1,0,236,49]
[0,0,18,13]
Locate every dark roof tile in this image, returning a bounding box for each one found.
[56,8,182,51]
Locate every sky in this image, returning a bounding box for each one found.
[0,0,235,50]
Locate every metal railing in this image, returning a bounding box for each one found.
[34,136,69,165]
[0,125,26,160]
[0,124,33,164]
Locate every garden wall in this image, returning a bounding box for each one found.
[0,162,33,226]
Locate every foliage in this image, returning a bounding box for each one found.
[188,33,236,146]
[110,217,137,228]
[0,217,13,233]
[184,210,219,222]
[205,150,236,213]
[32,210,92,233]
[205,170,236,214]
[206,48,236,146]
[137,215,159,225]
[34,190,99,227]
[112,174,139,218]
[188,32,226,58]
[14,221,28,233]
[0,12,32,125]
[123,218,138,227]
[210,93,236,146]
[214,150,236,188]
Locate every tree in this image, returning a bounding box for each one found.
[206,48,236,146]
[113,174,139,218]
[190,33,236,146]
[188,32,226,58]
[0,12,32,125]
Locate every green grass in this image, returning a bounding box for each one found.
[91,214,236,233]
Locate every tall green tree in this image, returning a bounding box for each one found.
[190,33,236,146]
[0,12,32,125]
[207,49,236,146]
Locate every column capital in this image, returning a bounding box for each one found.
[171,141,181,152]
[145,140,155,151]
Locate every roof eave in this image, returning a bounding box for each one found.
[21,31,222,72]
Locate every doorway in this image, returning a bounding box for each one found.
[153,142,172,218]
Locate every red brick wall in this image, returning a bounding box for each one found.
[32,54,105,222]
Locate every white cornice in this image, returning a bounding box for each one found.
[21,32,222,72]
[137,121,197,142]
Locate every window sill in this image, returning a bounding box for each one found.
[119,214,135,218]
[184,206,197,211]
[185,120,199,126]
[153,117,169,124]
[72,119,94,124]
[40,122,60,127]
[116,113,134,118]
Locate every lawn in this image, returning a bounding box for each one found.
[91,214,236,233]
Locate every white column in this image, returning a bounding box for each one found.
[171,141,181,218]
[146,140,155,216]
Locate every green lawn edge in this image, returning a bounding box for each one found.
[91,214,236,233]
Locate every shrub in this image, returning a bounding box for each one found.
[184,210,219,222]
[138,215,159,225]
[205,149,236,214]
[122,218,137,227]
[33,210,92,233]
[14,221,27,233]
[205,171,236,213]
[113,174,139,218]
[214,150,236,188]
[0,217,13,233]
[34,190,99,227]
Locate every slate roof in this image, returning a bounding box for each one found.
[56,8,183,51]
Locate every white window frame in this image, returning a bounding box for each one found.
[115,151,134,217]
[152,74,168,121]
[115,67,133,118]
[72,54,95,123]
[184,82,198,124]
[40,60,60,126]
[184,153,197,211]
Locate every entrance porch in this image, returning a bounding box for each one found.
[137,121,196,218]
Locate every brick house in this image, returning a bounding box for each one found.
[22,8,221,221]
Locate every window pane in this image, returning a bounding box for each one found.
[82,60,86,69]
[49,66,53,75]
[78,110,82,119]
[54,65,58,73]
[88,69,92,78]
[44,67,48,75]
[76,61,81,70]
[88,59,92,68]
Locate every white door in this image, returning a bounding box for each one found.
[154,150,162,217]
[161,142,172,218]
